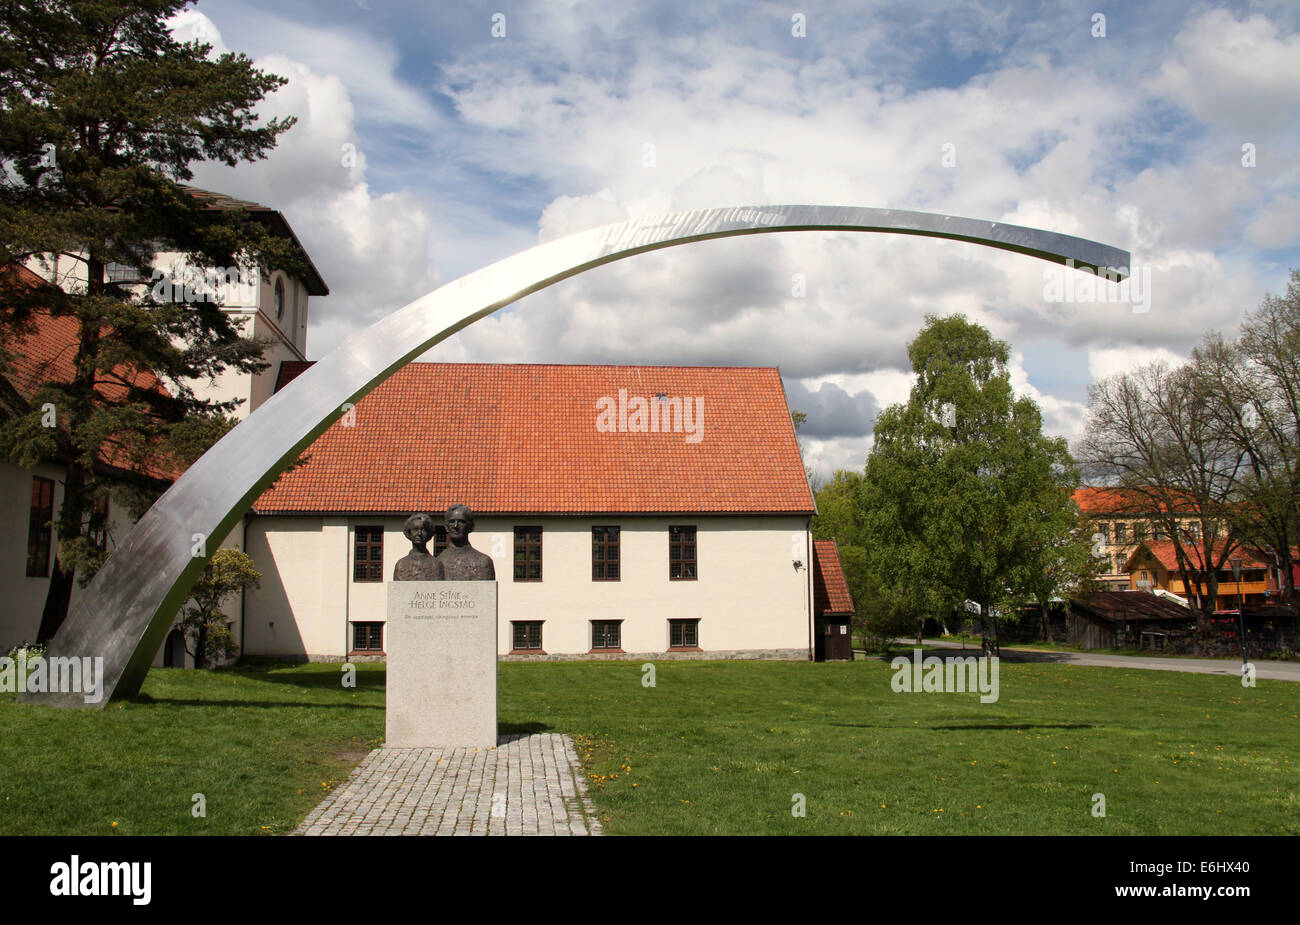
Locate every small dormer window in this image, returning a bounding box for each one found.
[274,277,285,319]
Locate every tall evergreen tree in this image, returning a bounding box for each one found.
[0,0,306,641]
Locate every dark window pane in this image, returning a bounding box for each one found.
[354,526,383,582]
[513,526,542,581]
[353,622,383,651]
[27,477,55,577]
[669,525,697,580]
[670,619,699,648]
[592,620,621,649]
[593,526,620,581]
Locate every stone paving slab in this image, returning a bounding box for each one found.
[293,733,602,836]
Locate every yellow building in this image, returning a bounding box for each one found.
[1073,487,1204,591]
[1124,541,1271,611]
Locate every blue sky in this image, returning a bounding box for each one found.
[175,0,1300,477]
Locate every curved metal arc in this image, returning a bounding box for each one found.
[27,204,1130,707]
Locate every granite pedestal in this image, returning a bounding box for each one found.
[386,581,497,748]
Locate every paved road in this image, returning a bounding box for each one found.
[884,638,1300,683]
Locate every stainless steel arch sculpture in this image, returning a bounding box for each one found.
[26,205,1129,707]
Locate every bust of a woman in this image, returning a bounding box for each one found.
[393,513,445,581]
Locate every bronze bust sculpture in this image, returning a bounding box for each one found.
[393,512,445,581]
[436,503,496,580]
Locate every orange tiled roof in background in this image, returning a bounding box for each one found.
[255,361,815,515]
[1,265,178,480]
[1073,486,1200,515]
[1124,540,1270,573]
[813,539,855,616]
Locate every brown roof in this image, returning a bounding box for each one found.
[180,185,328,296]
[254,361,814,514]
[813,539,855,615]
[1071,591,1194,623]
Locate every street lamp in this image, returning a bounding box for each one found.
[1230,557,1246,667]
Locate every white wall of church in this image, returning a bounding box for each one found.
[244,513,813,660]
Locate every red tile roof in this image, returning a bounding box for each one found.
[1073,486,1199,515]
[813,539,855,615]
[1124,540,1271,573]
[255,361,814,514]
[1,265,178,480]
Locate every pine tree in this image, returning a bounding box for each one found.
[0,0,307,641]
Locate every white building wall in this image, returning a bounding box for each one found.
[0,459,234,660]
[24,251,309,421]
[176,265,309,420]
[244,513,813,660]
[1,456,249,668]
[1,459,77,648]
[244,515,330,658]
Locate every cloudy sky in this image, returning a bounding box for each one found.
[174,0,1300,480]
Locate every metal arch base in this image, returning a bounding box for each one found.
[23,205,1130,707]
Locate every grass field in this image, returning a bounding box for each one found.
[1,659,1296,835]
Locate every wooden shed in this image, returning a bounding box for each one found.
[1067,591,1196,650]
[813,539,856,661]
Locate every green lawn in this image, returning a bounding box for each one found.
[1,659,1296,835]
[0,661,386,835]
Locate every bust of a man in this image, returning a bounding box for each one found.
[393,513,445,581]
[435,504,496,581]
